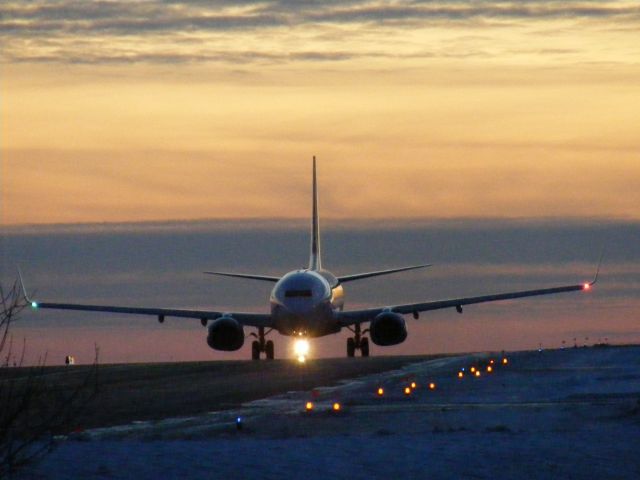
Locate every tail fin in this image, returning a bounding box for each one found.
[309,156,322,271]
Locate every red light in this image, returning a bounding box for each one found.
[583,283,591,291]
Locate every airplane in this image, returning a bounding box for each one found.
[20,158,599,360]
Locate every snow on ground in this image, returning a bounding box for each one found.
[22,346,640,479]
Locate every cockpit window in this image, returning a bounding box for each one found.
[285,289,313,298]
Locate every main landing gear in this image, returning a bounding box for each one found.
[346,323,370,358]
[250,327,274,360]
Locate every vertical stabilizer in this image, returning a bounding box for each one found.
[309,156,322,271]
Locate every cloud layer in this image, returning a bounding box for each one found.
[2,1,639,64]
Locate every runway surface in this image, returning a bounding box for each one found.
[21,346,640,479]
[14,354,440,430]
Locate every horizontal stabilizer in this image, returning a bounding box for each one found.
[203,271,280,282]
[338,264,431,283]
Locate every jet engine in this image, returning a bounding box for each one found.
[369,312,407,346]
[207,316,245,351]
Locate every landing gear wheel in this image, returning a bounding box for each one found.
[360,337,369,357]
[347,337,356,357]
[251,340,260,360]
[265,340,275,360]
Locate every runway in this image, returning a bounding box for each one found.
[20,354,441,430]
[21,346,640,479]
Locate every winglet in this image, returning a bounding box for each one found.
[17,267,35,305]
[589,248,604,286]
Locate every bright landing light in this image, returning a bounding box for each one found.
[294,339,310,363]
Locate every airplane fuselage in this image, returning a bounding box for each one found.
[270,270,344,337]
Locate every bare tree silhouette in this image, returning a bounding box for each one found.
[1,279,99,476]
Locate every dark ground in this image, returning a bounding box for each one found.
[4,355,441,431]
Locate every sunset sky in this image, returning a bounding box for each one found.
[1,1,639,363]
[2,0,639,224]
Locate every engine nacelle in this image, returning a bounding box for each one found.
[207,316,245,351]
[370,312,407,346]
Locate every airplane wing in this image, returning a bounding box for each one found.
[28,301,274,327]
[337,277,597,326]
[18,271,273,328]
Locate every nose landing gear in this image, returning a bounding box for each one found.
[250,327,274,360]
[346,323,370,358]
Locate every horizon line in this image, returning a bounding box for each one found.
[2,215,636,235]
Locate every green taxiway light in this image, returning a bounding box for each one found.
[31,301,38,309]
